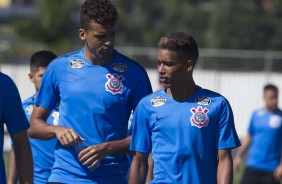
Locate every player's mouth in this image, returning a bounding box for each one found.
[101,47,113,53]
[159,76,168,83]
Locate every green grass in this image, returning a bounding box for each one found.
[234,165,245,184]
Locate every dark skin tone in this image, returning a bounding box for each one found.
[129,49,233,184]
[29,21,131,170]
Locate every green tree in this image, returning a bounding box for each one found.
[12,0,78,54]
[114,0,211,47]
[206,0,282,50]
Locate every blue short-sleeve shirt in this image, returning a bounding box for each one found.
[0,73,29,184]
[35,49,152,183]
[130,86,241,184]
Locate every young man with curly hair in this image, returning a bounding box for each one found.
[129,32,241,184]
[29,0,152,183]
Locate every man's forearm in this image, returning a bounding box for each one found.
[29,106,55,140]
[146,153,154,184]
[104,136,131,155]
[217,149,233,184]
[7,147,18,184]
[129,153,148,184]
[13,131,33,184]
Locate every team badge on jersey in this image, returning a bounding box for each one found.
[51,111,60,126]
[105,73,124,95]
[111,63,127,72]
[69,59,84,69]
[190,106,209,128]
[195,96,211,105]
[25,105,33,115]
[151,96,166,107]
[269,115,282,128]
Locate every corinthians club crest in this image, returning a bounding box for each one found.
[105,73,124,95]
[190,106,209,128]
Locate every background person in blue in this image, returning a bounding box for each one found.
[234,84,282,184]
[29,0,152,183]
[7,51,58,184]
[129,32,241,184]
[0,72,33,184]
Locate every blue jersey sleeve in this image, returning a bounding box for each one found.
[2,75,29,134]
[35,61,60,110]
[217,99,241,149]
[130,103,152,153]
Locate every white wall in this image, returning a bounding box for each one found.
[1,64,282,152]
[147,69,282,138]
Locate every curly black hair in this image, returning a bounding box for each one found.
[80,0,119,30]
[158,32,199,66]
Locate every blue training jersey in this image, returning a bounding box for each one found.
[35,49,152,183]
[22,95,59,184]
[246,108,282,171]
[130,86,241,184]
[0,73,29,184]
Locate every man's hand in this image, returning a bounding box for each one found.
[78,143,109,170]
[54,126,84,146]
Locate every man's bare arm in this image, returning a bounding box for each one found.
[217,149,233,184]
[29,105,83,146]
[129,152,149,184]
[12,131,33,184]
[7,146,18,184]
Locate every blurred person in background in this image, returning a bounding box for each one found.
[234,84,282,184]
[28,0,152,183]
[129,32,241,184]
[7,50,58,184]
[0,72,33,184]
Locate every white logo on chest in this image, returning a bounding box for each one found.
[25,105,33,115]
[69,59,84,69]
[190,106,209,128]
[105,73,124,95]
[52,111,60,126]
[269,115,282,128]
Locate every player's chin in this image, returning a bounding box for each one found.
[101,48,113,54]
[161,83,170,89]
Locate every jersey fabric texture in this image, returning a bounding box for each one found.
[130,86,241,184]
[246,108,282,171]
[22,95,59,184]
[35,49,152,183]
[0,73,29,184]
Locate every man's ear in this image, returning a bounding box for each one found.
[78,29,86,41]
[187,60,194,72]
[28,73,35,83]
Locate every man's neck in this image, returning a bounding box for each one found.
[83,48,115,66]
[265,106,278,112]
[167,80,197,102]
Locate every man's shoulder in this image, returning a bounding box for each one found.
[0,72,14,87]
[138,90,165,107]
[49,50,83,68]
[200,87,228,103]
[115,50,146,71]
[0,72,19,97]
